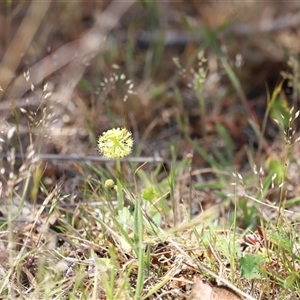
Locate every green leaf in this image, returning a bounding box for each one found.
[266,83,290,130]
[285,274,298,289]
[269,96,290,129]
[141,186,158,201]
[117,206,134,228]
[271,230,292,252]
[265,157,286,185]
[239,254,264,279]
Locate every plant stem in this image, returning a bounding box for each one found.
[116,157,124,211]
[135,196,144,299]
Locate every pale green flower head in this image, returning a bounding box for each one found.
[98,127,133,159]
[104,179,115,189]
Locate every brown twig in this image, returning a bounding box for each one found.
[0,152,164,163]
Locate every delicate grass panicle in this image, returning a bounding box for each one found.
[98,66,135,103]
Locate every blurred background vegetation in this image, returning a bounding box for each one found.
[0,1,299,160]
[0,1,300,298]
[0,0,299,214]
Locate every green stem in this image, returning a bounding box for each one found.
[135,197,144,299]
[116,157,124,211]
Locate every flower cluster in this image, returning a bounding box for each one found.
[98,127,133,159]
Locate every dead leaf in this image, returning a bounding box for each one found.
[190,278,240,300]
[211,286,241,300]
[190,278,212,300]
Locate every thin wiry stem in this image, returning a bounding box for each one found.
[116,157,124,211]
